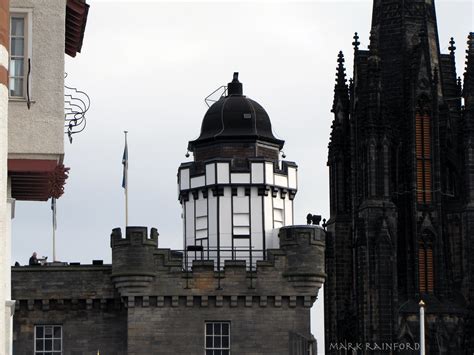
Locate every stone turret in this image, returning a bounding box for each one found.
[278,225,326,292]
[111,226,159,296]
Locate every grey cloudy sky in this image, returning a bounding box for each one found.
[12,0,472,351]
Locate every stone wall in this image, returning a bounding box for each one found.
[127,300,310,355]
[11,225,325,354]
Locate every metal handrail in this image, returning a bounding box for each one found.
[182,246,266,290]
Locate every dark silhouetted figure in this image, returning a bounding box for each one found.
[29,252,39,266]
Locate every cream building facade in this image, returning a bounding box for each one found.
[0,0,89,353]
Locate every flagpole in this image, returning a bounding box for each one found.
[419,300,425,355]
[52,223,56,262]
[52,198,57,262]
[124,131,129,229]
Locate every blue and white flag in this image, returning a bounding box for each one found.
[122,135,128,189]
[51,198,57,231]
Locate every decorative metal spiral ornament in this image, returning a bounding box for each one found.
[64,72,91,143]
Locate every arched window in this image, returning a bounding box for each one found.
[418,231,434,293]
[415,109,432,204]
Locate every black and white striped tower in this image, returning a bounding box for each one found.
[178,73,298,267]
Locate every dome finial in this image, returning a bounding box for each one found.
[227,72,243,96]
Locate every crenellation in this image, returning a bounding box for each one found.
[274,295,282,307]
[245,295,253,307]
[186,295,193,307]
[41,299,49,311]
[171,295,179,307]
[216,295,223,307]
[36,295,323,310]
[157,296,164,307]
[110,226,159,248]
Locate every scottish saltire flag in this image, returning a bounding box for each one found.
[51,198,57,231]
[122,136,128,189]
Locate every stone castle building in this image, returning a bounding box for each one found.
[12,75,325,354]
[325,0,474,354]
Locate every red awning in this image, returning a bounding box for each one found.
[8,160,69,201]
[65,0,90,57]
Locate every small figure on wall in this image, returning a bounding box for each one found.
[29,252,39,266]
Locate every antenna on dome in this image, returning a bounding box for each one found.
[204,85,227,107]
[204,73,242,107]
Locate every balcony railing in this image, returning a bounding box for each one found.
[181,246,266,290]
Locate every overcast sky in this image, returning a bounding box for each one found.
[11,0,472,352]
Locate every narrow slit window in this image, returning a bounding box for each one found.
[415,113,432,204]
[418,241,434,294]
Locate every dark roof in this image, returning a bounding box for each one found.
[65,0,90,57]
[189,73,284,150]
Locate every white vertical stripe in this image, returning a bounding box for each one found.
[284,197,293,226]
[185,200,194,246]
[208,193,218,246]
[0,45,8,71]
[0,85,7,106]
[205,163,216,185]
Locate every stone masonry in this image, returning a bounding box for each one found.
[12,225,325,355]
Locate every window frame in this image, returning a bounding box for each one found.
[418,231,435,294]
[204,321,231,355]
[415,111,433,204]
[9,8,33,101]
[34,324,63,354]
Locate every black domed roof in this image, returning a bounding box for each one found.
[188,73,284,151]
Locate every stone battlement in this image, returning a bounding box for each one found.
[110,226,158,248]
[13,225,326,303]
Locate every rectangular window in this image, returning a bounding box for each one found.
[205,322,230,355]
[9,14,27,98]
[273,207,284,229]
[273,194,284,229]
[233,195,249,236]
[35,325,62,354]
[195,199,208,239]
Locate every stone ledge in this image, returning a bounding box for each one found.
[14,295,318,311]
[12,265,112,271]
